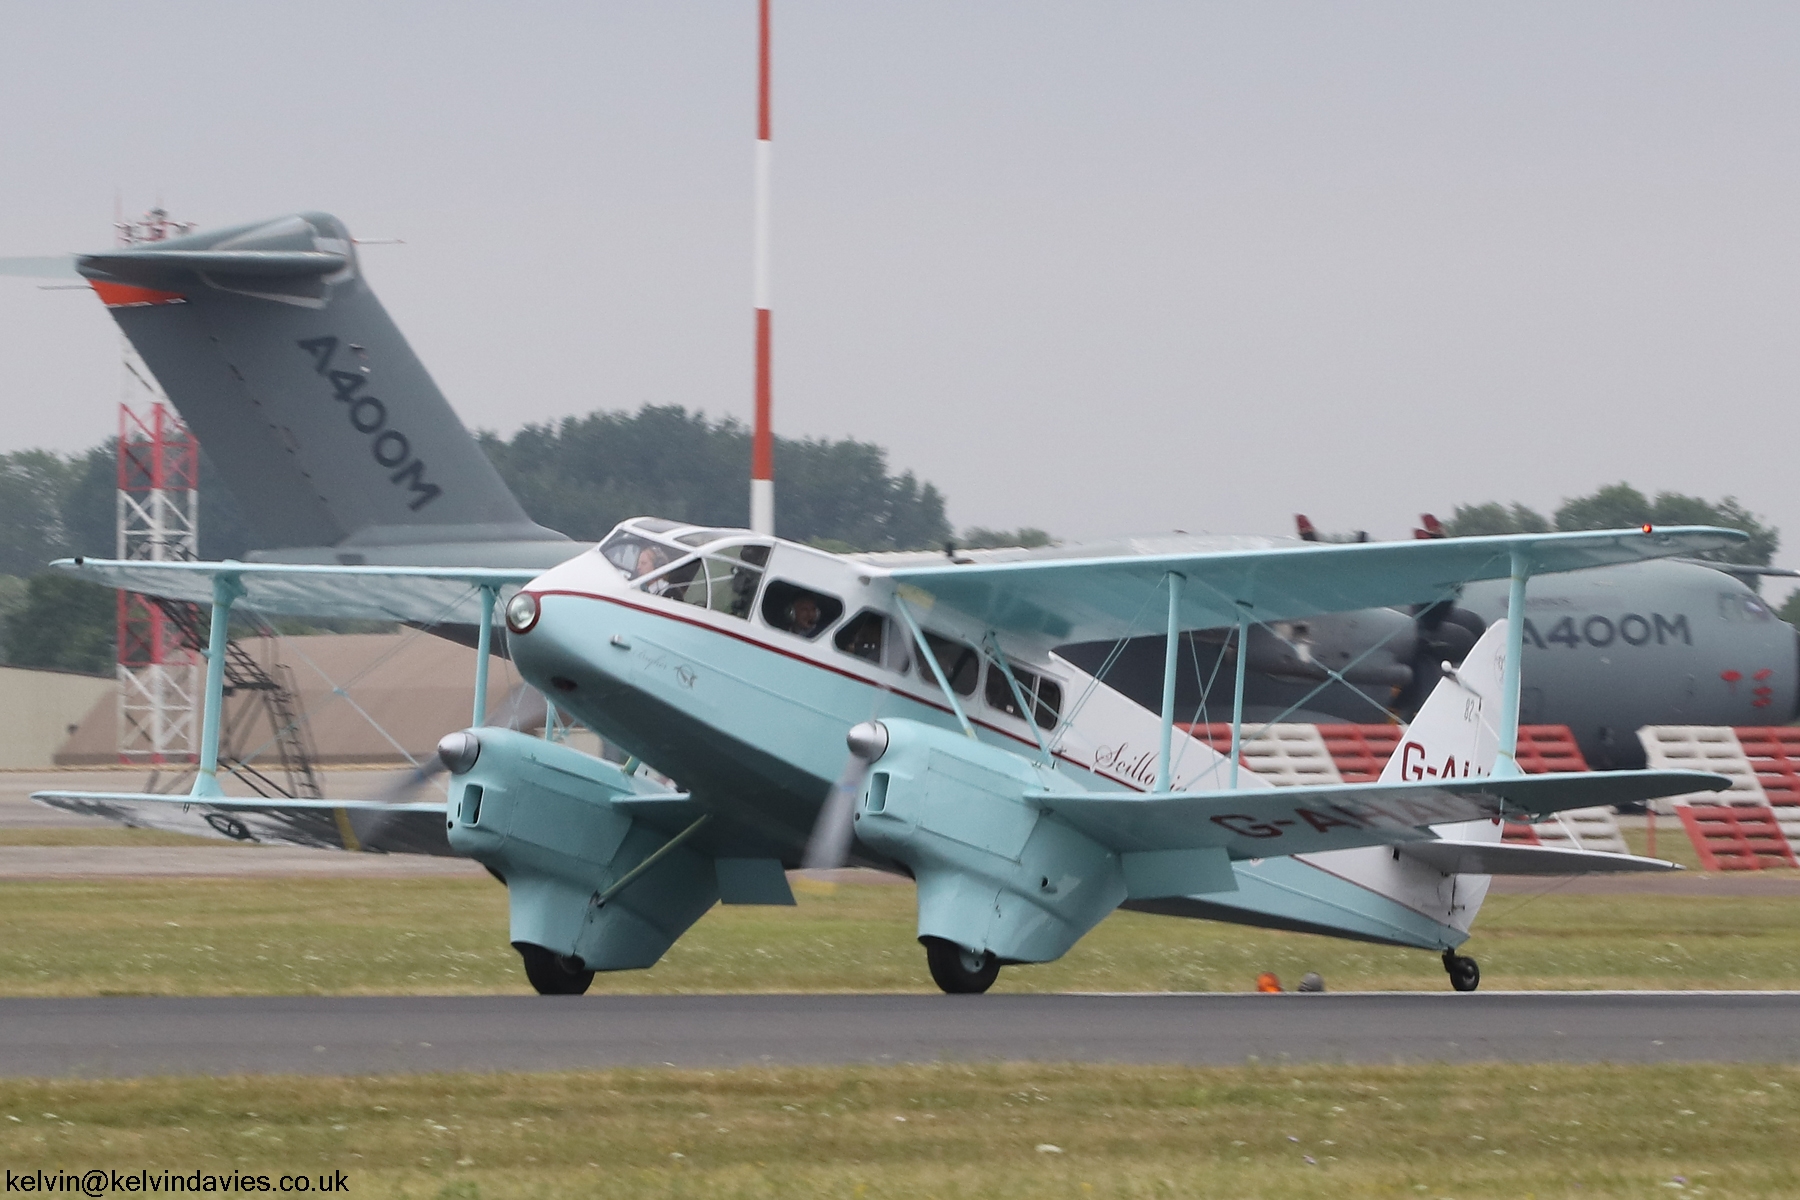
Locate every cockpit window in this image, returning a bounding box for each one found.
[599,530,680,580]
[761,581,845,640]
[984,658,1063,730]
[920,632,981,697]
[675,528,734,547]
[1720,592,1774,622]
[834,609,912,673]
[642,543,770,619]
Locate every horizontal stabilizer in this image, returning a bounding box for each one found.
[33,791,453,857]
[55,558,535,625]
[1399,841,1681,875]
[82,249,348,278]
[1035,769,1726,859]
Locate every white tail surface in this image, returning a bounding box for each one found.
[1300,620,1512,938]
[1378,618,1507,786]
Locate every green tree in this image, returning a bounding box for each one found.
[0,451,82,576]
[960,527,1055,550]
[1,574,115,675]
[1441,502,1551,538]
[1551,483,1776,566]
[1778,590,1800,627]
[1445,484,1777,568]
[478,405,952,551]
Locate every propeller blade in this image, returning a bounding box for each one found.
[802,755,872,871]
[371,685,547,806]
[0,256,81,279]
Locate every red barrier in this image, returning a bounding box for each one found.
[1317,725,1402,783]
[1733,727,1800,808]
[1674,805,1799,871]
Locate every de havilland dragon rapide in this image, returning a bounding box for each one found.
[8,212,1735,995]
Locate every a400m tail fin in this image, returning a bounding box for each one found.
[76,213,570,566]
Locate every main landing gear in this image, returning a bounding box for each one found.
[1442,949,1480,993]
[923,937,1000,994]
[516,942,595,996]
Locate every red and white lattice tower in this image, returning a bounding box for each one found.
[748,0,775,535]
[114,206,202,764]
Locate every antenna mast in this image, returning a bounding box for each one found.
[113,206,201,768]
[749,0,775,535]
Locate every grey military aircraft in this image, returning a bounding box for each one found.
[4,211,1793,772]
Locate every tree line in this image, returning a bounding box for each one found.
[1,421,1785,674]
[0,405,957,673]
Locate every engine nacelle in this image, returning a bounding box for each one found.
[443,728,778,972]
[852,719,1160,964]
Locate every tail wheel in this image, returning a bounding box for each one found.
[922,936,1000,994]
[1443,951,1480,993]
[514,942,595,996]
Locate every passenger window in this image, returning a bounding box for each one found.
[983,659,1063,730]
[656,544,769,619]
[921,632,981,697]
[761,579,845,640]
[834,610,912,674]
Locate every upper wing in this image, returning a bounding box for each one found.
[888,527,1745,643]
[1035,768,1726,858]
[52,559,537,625]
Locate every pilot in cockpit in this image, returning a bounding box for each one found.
[633,545,671,594]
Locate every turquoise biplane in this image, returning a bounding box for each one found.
[40,522,1733,994]
[10,210,1734,994]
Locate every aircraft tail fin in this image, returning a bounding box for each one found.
[1376,618,1508,933]
[1378,619,1507,787]
[76,213,568,558]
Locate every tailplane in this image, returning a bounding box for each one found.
[77,213,571,566]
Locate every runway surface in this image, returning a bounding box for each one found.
[2,992,1796,1078]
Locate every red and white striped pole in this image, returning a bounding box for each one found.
[749,0,775,535]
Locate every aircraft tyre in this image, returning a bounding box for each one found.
[515,942,595,996]
[1443,951,1480,993]
[922,937,1000,994]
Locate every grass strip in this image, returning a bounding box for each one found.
[1,1062,1795,1198]
[1,877,1798,996]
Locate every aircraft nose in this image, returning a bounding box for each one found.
[1790,621,1800,722]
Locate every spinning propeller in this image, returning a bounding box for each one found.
[801,721,889,871]
[377,682,549,804]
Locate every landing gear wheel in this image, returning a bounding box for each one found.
[923,937,1000,994]
[1443,951,1480,993]
[515,942,594,996]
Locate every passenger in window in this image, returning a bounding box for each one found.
[788,595,822,639]
[838,611,884,663]
[761,580,844,640]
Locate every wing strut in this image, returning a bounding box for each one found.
[1228,601,1251,789]
[896,595,977,739]
[983,633,1052,765]
[1494,548,1531,778]
[1154,572,1184,792]
[193,573,245,798]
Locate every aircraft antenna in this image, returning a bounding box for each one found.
[748,0,775,535]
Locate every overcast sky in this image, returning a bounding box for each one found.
[2,3,1797,568]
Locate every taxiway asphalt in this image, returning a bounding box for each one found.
[1,992,1795,1078]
